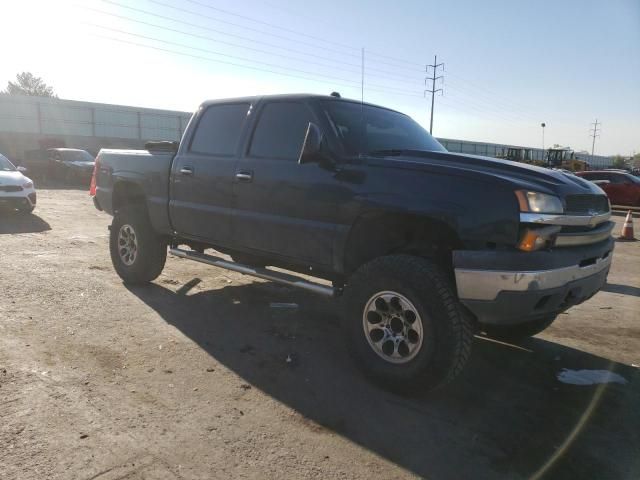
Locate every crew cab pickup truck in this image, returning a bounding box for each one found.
[91,94,614,392]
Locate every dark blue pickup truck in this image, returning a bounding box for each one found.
[91,93,614,392]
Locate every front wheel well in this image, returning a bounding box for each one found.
[343,212,462,275]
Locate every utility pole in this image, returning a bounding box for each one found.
[361,47,365,104]
[589,119,600,158]
[541,122,546,163]
[424,55,444,134]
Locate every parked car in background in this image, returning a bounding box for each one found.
[19,149,49,180]
[0,153,37,214]
[576,170,640,206]
[47,148,95,184]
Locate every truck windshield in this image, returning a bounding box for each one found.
[0,154,16,171]
[323,101,446,156]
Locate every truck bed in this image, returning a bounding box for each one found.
[94,148,175,234]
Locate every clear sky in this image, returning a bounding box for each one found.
[1,0,638,155]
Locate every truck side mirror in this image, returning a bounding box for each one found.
[17,166,27,173]
[298,122,323,164]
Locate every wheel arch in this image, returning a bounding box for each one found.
[111,179,148,214]
[342,211,463,276]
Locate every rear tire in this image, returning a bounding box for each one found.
[109,206,167,284]
[344,255,473,393]
[481,315,556,343]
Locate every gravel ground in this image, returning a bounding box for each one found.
[1,188,639,480]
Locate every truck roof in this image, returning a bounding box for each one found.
[200,93,404,115]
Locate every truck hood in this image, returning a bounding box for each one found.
[361,150,605,197]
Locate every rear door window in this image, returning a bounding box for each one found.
[190,103,250,156]
[249,102,314,160]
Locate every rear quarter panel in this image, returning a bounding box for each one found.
[95,149,174,234]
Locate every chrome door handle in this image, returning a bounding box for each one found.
[235,171,253,182]
[180,166,193,176]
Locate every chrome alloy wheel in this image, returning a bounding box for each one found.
[362,291,424,364]
[117,224,138,266]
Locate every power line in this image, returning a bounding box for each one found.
[93,0,575,129]
[85,32,430,101]
[81,7,364,75]
[439,84,539,124]
[88,3,364,69]
[445,71,580,126]
[86,23,362,85]
[424,55,444,134]
[366,50,425,69]
[95,0,429,80]
[589,119,601,157]
[444,81,542,123]
[78,3,583,133]
[439,95,534,125]
[182,0,358,51]
[81,5,428,86]
[89,32,360,89]
[147,0,434,74]
[183,0,436,70]
[83,21,433,98]
[146,0,361,59]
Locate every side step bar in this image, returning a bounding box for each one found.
[169,248,336,297]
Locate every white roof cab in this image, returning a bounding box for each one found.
[0,153,37,214]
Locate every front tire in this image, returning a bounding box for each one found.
[109,206,167,284]
[344,255,473,393]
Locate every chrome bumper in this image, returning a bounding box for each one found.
[455,251,612,301]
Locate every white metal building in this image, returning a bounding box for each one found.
[0,94,191,160]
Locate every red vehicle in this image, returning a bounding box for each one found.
[576,170,640,206]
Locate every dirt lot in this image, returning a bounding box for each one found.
[1,188,639,480]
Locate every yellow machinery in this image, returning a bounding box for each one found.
[546,147,590,171]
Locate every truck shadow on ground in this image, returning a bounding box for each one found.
[0,212,51,234]
[127,280,640,480]
[601,282,640,298]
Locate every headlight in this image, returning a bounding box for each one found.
[23,181,34,189]
[515,190,563,214]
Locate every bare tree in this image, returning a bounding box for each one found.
[4,72,57,97]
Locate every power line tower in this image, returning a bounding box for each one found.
[589,119,601,157]
[425,55,444,134]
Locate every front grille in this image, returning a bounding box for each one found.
[0,185,23,192]
[565,195,609,215]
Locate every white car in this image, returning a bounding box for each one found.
[0,153,37,214]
